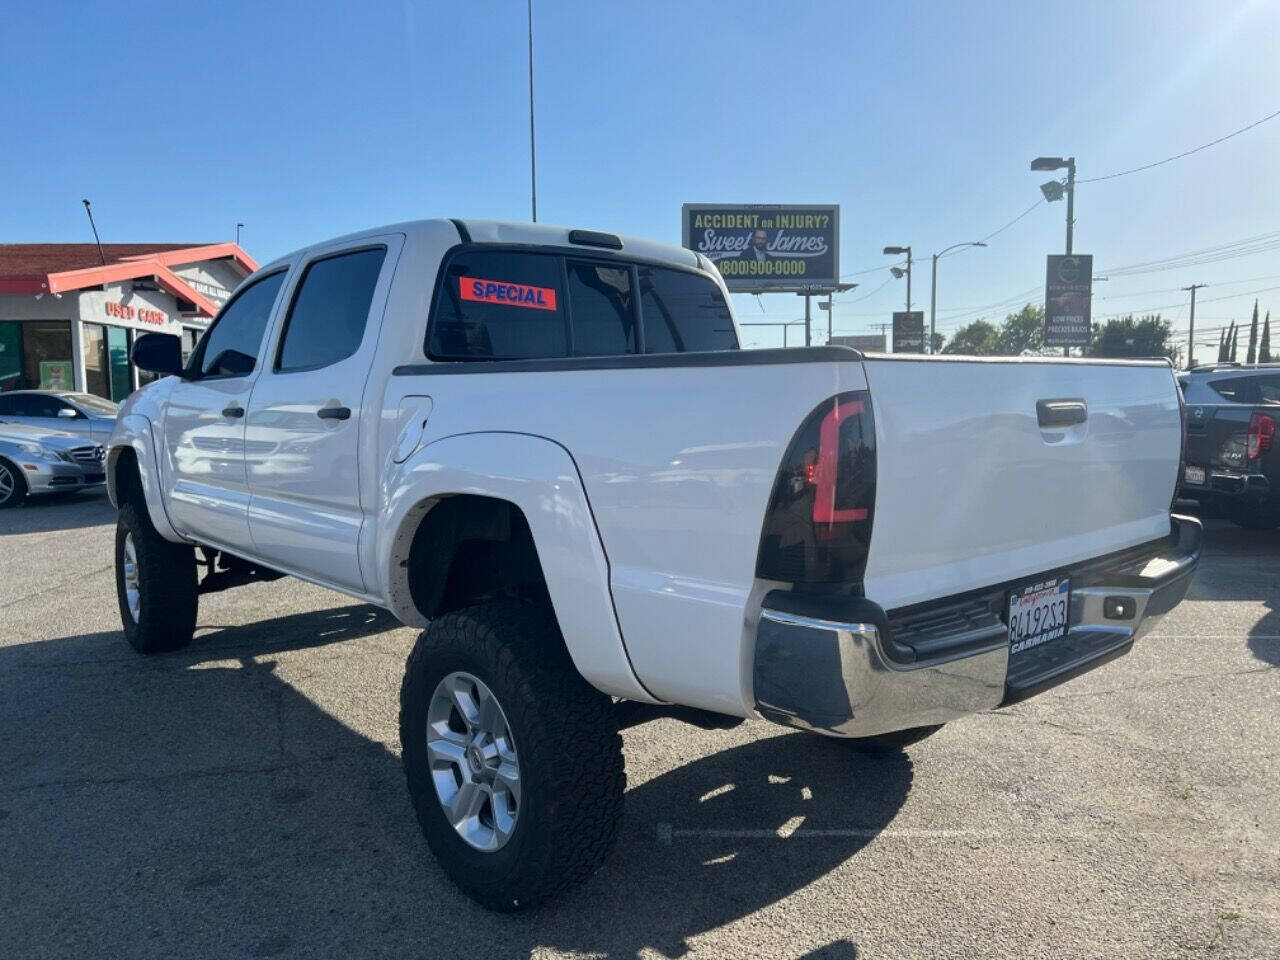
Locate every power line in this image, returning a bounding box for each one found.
[1077,107,1280,184]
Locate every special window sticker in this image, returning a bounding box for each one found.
[459,277,558,311]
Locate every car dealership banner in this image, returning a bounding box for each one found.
[682,204,839,292]
[892,311,925,353]
[1044,254,1093,347]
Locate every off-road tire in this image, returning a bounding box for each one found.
[399,601,625,911]
[850,723,943,752]
[114,502,198,654]
[0,459,27,508]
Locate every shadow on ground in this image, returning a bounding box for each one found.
[0,603,911,959]
[0,488,114,536]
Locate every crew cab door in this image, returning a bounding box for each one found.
[161,269,289,551]
[243,236,401,592]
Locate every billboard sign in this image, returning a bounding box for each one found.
[682,203,839,292]
[1044,254,1093,347]
[892,311,925,353]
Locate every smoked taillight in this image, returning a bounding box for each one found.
[756,391,876,584]
[1248,412,1275,460]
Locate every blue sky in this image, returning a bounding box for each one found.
[3,0,1277,356]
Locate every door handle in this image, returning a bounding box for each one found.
[1037,398,1087,428]
[317,405,351,421]
[222,405,245,419]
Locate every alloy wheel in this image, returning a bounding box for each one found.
[122,532,141,622]
[425,671,522,852]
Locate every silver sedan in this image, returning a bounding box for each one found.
[0,423,106,508]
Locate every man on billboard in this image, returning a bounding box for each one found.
[738,228,771,263]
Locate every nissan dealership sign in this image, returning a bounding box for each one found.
[682,203,840,292]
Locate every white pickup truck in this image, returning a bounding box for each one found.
[110,218,1200,910]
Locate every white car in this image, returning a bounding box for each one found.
[107,218,1200,910]
[0,390,118,443]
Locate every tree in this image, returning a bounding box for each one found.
[942,320,1000,355]
[1261,311,1272,364]
[1231,323,1239,362]
[996,304,1046,355]
[1217,327,1228,363]
[1088,314,1175,360]
[1247,300,1260,364]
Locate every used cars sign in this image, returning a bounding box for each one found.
[682,203,839,292]
[1044,254,1093,347]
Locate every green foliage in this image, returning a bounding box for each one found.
[1247,300,1260,364]
[941,320,1001,355]
[1088,314,1176,360]
[1261,312,1272,364]
[997,305,1046,355]
[942,305,1049,356]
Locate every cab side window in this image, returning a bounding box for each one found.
[196,271,287,378]
[428,251,566,361]
[276,247,387,372]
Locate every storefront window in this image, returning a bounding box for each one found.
[82,322,136,401]
[0,321,73,392]
[83,322,108,399]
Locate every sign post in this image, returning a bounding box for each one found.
[1043,254,1093,350]
[892,311,925,353]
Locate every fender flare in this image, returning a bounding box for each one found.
[107,414,183,543]
[378,431,658,703]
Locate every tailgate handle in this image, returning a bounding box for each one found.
[1037,398,1087,428]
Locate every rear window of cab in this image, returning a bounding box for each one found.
[426,248,737,361]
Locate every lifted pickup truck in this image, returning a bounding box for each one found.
[109,218,1200,910]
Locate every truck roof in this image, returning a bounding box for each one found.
[257,218,705,277]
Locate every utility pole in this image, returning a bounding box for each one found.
[804,294,811,346]
[81,199,105,265]
[236,222,244,246]
[1064,157,1076,255]
[1182,283,1207,369]
[827,291,834,341]
[527,0,537,222]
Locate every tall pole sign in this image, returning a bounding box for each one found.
[1043,254,1093,349]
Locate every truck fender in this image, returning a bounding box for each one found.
[378,431,658,703]
[107,414,183,543]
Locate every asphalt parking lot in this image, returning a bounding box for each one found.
[1,491,1277,960]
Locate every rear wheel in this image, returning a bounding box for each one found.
[0,460,27,508]
[399,601,625,911]
[114,502,198,654]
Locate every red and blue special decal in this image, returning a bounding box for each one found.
[459,277,558,311]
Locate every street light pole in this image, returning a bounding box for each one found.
[928,242,986,354]
[527,0,537,222]
[883,245,912,310]
[1065,156,1076,255]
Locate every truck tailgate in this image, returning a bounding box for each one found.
[860,356,1182,610]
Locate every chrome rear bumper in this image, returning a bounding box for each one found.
[752,515,1202,738]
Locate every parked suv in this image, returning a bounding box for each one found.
[108,218,1200,910]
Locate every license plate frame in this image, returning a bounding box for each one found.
[1008,577,1070,655]
[1184,464,1206,486]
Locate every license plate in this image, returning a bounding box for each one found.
[1184,465,1206,486]
[1008,578,1070,654]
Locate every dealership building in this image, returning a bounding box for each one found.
[0,242,257,401]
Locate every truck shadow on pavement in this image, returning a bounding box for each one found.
[2,604,911,960]
[0,489,115,536]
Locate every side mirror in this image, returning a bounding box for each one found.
[57,407,78,418]
[131,332,183,377]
